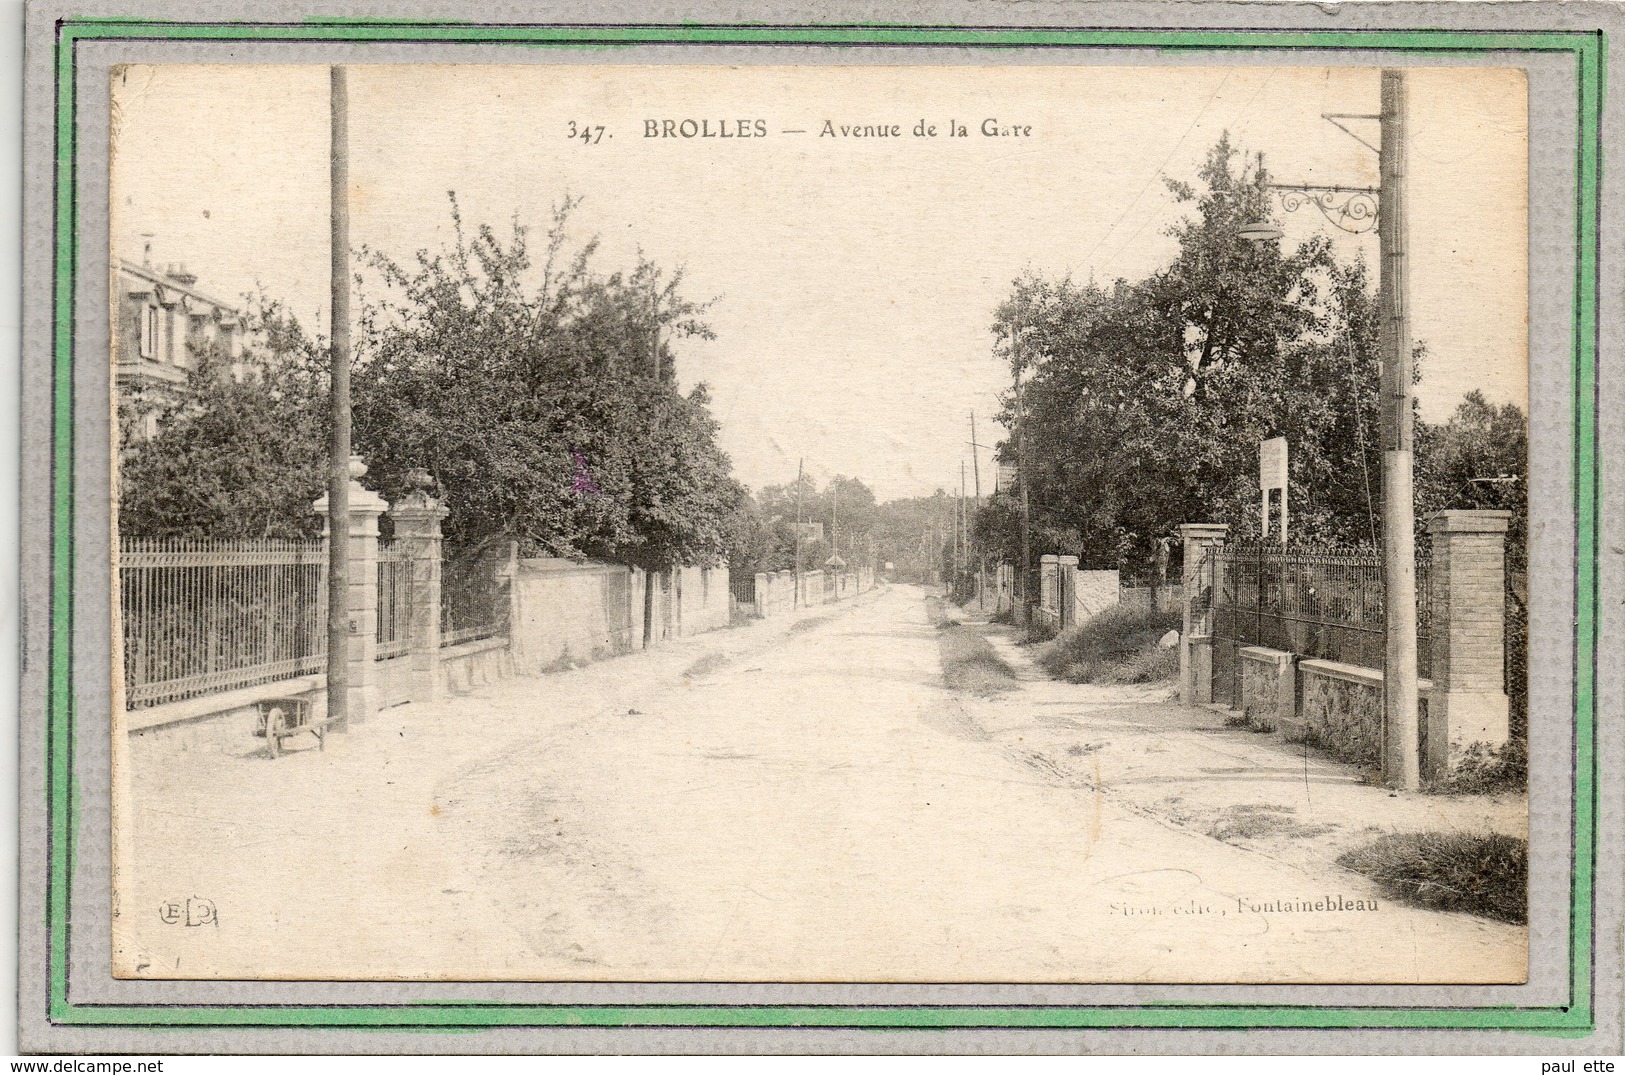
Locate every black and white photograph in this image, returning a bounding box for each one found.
[106,60,1534,986]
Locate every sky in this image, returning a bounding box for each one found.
[109,63,1528,501]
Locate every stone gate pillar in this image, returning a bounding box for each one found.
[1057,554,1079,628]
[388,488,450,704]
[313,456,390,725]
[1425,509,1513,776]
[1179,523,1230,707]
[1040,554,1060,611]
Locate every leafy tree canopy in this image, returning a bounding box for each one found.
[118,197,744,573]
[978,133,1470,573]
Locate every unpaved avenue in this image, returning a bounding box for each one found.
[119,584,1524,982]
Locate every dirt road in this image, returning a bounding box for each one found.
[118,584,1525,983]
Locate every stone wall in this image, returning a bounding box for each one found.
[1074,570,1120,624]
[510,558,638,673]
[1295,659,1434,773]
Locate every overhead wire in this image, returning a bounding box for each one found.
[1080,69,1234,279]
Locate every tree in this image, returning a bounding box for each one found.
[349,196,740,569]
[979,134,1388,573]
[116,300,328,540]
[119,197,745,580]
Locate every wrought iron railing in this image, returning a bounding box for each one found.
[1204,542,1433,707]
[376,541,413,660]
[440,554,510,648]
[118,538,326,708]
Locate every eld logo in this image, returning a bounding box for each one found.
[158,897,217,927]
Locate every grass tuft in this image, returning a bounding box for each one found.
[682,652,729,678]
[924,598,1018,696]
[1205,803,1335,842]
[1429,739,1528,795]
[939,627,1021,696]
[1038,604,1182,684]
[1336,830,1527,923]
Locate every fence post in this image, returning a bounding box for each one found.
[1039,554,1059,615]
[1179,523,1230,707]
[1057,554,1079,628]
[388,490,449,703]
[312,456,388,723]
[1425,509,1513,777]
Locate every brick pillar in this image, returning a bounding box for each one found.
[1057,554,1079,628]
[1040,554,1060,611]
[312,456,389,723]
[388,490,449,704]
[1179,523,1230,707]
[1425,509,1512,776]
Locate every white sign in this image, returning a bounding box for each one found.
[794,522,824,542]
[1259,436,1288,490]
[1259,437,1289,543]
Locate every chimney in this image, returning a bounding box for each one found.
[139,233,154,267]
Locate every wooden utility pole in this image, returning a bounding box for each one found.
[960,461,969,590]
[832,478,840,558]
[970,412,986,609]
[1378,69,1420,791]
[794,458,805,607]
[641,282,662,647]
[325,66,352,734]
[969,413,984,504]
[1013,315,1032,628]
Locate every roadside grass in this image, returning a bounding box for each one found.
[927,595,1020,697]
[1039,604,1182,685]
[1205,803,1336,843]
[1336,831,1527,924]
[788,614,833,635]
[1429,739,1528,795]
[682,652,729,678]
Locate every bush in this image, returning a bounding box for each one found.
[1430,738,1527,795]
[1337,831,1527,923]
[1039,604,1182,684]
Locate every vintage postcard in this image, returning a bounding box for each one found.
[107,61,1535,985]
[19,1,1622,1055]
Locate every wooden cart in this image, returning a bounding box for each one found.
[253,696,328,758]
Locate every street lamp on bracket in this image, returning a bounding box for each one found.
[1240,183,1381,243]
[1240,111,1384,241]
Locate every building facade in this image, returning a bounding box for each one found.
[113,258,246,398]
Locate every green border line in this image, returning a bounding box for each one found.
[47,21,1604,1034]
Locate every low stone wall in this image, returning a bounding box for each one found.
[511,558,637,673]
[1296,659,1433,772]
[1239,646,1298,736]
[673,564,730,637]
[441,637,511,695]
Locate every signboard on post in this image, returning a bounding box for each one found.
[795,522,824,543]
[1259,437,1289,543]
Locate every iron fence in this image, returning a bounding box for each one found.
[118,538,326,709]
[376,541,413,660]
[440,554,510,648]
[729,574,758,617]
[1204,542,1433,708]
